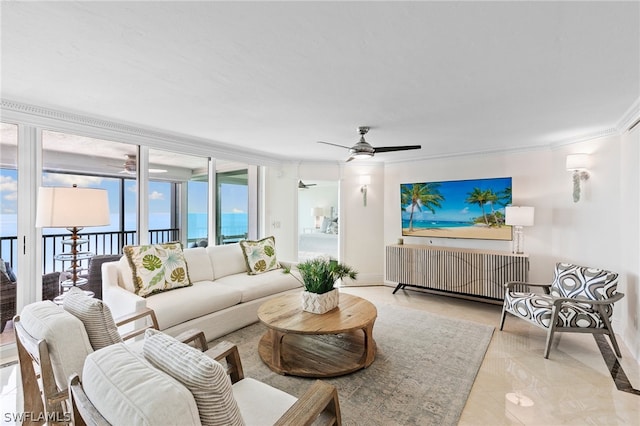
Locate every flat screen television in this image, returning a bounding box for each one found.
[400,177,513,240]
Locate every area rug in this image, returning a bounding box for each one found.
[210,302,494,426]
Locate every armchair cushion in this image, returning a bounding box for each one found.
[504,292,606,328]
[63,286,122,350]
[143,329,244,426]
[239,236,279,275]
[124,242,192,297]
[20,301,93,389]
[83,342,201,425]
[231,378,297,426]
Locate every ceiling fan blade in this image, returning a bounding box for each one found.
[373,145,421,153]
[346,156,355,162]
[318,141,351,149]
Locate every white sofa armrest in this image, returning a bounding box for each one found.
[102,261,146,320]
[279,260,298,269]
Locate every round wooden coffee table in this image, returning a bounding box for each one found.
[257,292,377,378]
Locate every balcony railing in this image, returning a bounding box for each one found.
[0,228,179,274]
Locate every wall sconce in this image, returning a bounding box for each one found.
[505,206,535,254]
[566,153,590,203]
[312,207,324,228]
[359,175,371,207]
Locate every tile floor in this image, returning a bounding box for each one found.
[1,285,638,425]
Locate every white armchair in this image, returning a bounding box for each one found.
[69,331,342,425]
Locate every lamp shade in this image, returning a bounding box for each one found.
[312,207,324,217]
[566,153,590,171]
[36,186,110,228]
[505,206,535,227]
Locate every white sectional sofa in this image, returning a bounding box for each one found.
[102,243,301,341]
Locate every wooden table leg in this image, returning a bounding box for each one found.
[362,320,376,367]
[270,328,284,370]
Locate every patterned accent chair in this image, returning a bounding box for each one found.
[500,262,624,359]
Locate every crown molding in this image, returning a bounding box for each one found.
[549,127,620,149]
[0,99,284,167]
[616,96,640,132]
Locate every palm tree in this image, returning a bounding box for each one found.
[466,188,490,225]
[401,183,444,231]
[485,190,499,225]
[497,187,512,208]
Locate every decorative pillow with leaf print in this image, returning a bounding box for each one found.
[123,242,192,297]
[239,236,280,275]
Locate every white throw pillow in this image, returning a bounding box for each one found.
[143,329,244,426]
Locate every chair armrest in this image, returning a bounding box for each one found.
[69,373,110,426]
[115,308,159,341]
[505,281,552,292]
[274,380,341,426]
[552,292,625,308]
[174,328,208,351]
[204,341,244,383]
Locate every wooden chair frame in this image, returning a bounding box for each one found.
[69,340,341,426]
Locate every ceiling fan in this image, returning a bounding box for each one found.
[118,155,167,174]
[318,126,421,162]
[298,180,317,189]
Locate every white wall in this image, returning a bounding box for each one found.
[384,150,555,282]
[266,161,385,285]
[265,131,638,361]
[382,134,639,361]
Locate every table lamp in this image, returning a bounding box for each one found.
[36,185,110,300]
[505,206,535,254]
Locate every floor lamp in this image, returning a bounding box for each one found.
[36,185,110,302]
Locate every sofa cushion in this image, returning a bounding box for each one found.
[19,301,93,389]
[144,329,244,426]
[63,286,122,350]
[239,236,280,275]
[118,255,135,292]
[207,244,247,280]
[124,242,192,297]
[145,282,242,330]
[83,342,201,426]
[214,270,302,303]
[183,247,215,283]
[232,378,296,426]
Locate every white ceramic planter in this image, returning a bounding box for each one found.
[301,288,339,314]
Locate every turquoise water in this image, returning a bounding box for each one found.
[0,212,248,239]
[402,219,473,229]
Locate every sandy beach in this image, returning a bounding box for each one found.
[402,225,512,240]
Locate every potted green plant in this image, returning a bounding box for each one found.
[284,257,358,314]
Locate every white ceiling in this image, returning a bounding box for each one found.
[2,1,639,164]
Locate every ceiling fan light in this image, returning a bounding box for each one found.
[351,152,374,159]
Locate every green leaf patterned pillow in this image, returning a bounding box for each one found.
[123,242,192,297]
[239,236,280,275]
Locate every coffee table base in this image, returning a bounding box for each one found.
[258,330,376,378]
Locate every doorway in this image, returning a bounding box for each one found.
[297,180,339,261]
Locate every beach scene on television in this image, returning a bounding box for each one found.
[401,177,513,240]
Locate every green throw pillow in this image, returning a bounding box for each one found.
[123,242,192,297]
[239,236,279,275]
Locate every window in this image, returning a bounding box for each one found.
[217,169,248,244]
